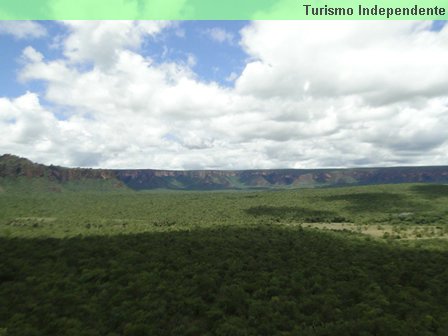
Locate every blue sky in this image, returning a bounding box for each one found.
[0,21,249,99]
[1,21,448,169]
[143,21,249,85]
[0,22,60,97]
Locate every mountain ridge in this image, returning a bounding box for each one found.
[2,153,448,191]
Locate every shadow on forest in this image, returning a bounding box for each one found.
[1,226,448,336]
[411,184,448,199]
[322,192,427,213]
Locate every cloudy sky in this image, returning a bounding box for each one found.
[1,20,448,169]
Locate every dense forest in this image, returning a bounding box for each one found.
[1,183,448,335]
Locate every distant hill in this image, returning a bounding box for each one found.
[1,153,448,191]
[0,154,126,193]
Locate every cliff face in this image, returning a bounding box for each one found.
[2,154,448,191]
[0,154,116,182]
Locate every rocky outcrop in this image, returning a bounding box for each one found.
[0,154,116,182]
[2,154,448,191]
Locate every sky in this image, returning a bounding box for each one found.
[0,20,448,170]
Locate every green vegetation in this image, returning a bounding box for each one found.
[1,182,448,238]
[1,183,448,335]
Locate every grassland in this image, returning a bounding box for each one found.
[1,183,448,335]
[1,183,448,241]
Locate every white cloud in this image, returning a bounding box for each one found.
[186,53,197,67]
[0,21,46,39]
[237,21,448,105]
[3,21,448,169]
[61,21,172,68]
[204,27,234,44]
[22,46,44,63]
[226,72,238,82]
[0,93,60,154]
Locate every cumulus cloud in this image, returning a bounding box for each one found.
[2,21,448,169]
[204,27,235,44]
[237,21,448,103]
[0,21,47,39]
[0,93,61,159]
[62,21,172,68]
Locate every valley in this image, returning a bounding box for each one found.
[1,155,448,335]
